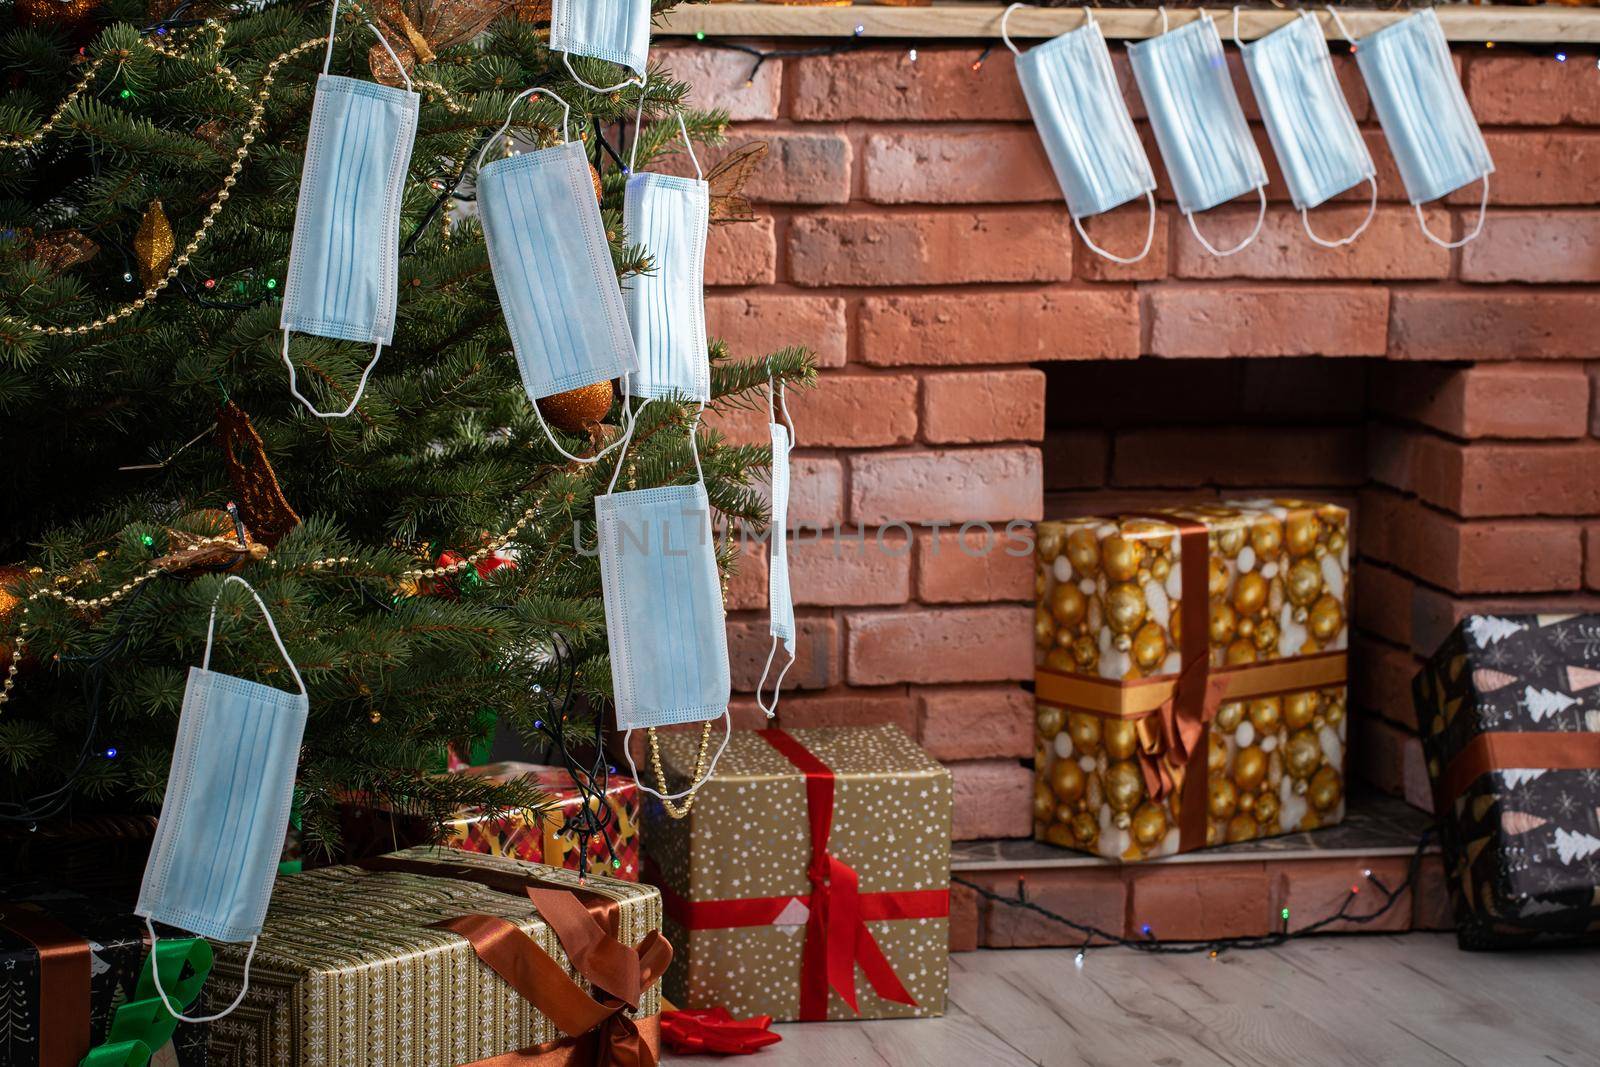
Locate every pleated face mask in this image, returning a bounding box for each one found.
[602,409,732,804]
[1342,7,1492,248]
[756,382,796,718]
[476,88,639,463]
[137,576,308,1024]
[1238,10,1377,248]
[1003,4,1158,264]
[623,115,709,404]
[1129,9,1269,256]
[280,1,419,418]
[550,0,651,92]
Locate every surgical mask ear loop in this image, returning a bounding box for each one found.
[628,80,704,180]
[999,2,1026,54]
[147,919,259,1024]
[1415,175,1489,249]
[624,711,733,804]
[755,377,797,719]
[562,48,645,95]
[150,575,300,1024]
[284,0,416,421]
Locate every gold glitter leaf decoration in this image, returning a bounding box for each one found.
[133,200,175,288]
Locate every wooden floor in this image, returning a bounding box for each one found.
[668,934,1600,1066]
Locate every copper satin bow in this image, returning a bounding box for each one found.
[359,857,670,1067]
[1135,654,1230,803]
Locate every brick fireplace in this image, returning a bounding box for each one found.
[663,37,1600,848]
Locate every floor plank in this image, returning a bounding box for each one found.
[664,935,1600,1067]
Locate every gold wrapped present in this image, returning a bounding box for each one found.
[1034,501,1351,860]
[205,847,667,1066]
[644,725,950,1022]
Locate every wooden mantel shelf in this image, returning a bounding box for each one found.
[657,3,1600,44]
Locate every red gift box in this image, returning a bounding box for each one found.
[447,762,642,881]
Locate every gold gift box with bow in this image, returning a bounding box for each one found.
[1033,501,1351,861]
[205,847,663,1066]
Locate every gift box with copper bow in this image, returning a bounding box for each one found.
[204,847,668,1067]
[643,724,950,1022]
[1033,501,1351,860]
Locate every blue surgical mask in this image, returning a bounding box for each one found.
[602,413,732,801]
[476,88,639,464]
[280,2,419,418]
[624,116,710,404]
[1130,9,1268,257]
[1003,4,1158,264]
[550,0,651,92]
[1340,7,1492,248]
[1238,10,1376,247]
[137,576,308,1023]
[756,382,796,718]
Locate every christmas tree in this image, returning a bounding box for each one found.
[0,0,812,852]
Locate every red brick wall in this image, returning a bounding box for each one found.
[661,40,1600,839]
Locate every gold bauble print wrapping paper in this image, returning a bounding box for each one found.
[205,847,661,1067]
[1034,501,1350,861]
[644,725,951,1023]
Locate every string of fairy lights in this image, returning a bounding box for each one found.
[954,829,1432,965]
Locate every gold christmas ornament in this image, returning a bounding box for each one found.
[1248,697,1281,734]
[1049,759,1085,803]
[1285,728,1322,780]
[1131,801,1167,846]
[1209,601,1237,647]
[133,200,175,288]
[1132,621,1167,672]
[1036,705,1065,739]
[1256,791,1280,825]
[1308,765,1343,811]
[1072,811,1099,847]
[1284,691,1318,731]
[1103,718,1139,762]
[1309,593,1345,643]
[1208,734,1228,772]
[1215,700,1245,733]
[1071,634,1098,670]
[1216,525,1245,559]
[1033,782,1054,822]
[1286,557,1323,607]
[1104,760,1143,813]
[369,709,382,724]
[1226,812,1258,843]
[1251,517,1283,557]
[17,0,101,33]
[1208,775,1238,820]
[30,230,99,275]
[536,380,613,433]
[1101,534,1142,582]
[1034,607,1055,649]
[1232,571,1267,617]
[1208,556,1229,597]
[1253,616,1280,652]
[1044,823,1074,848]
[1285,511,1321,557]
[1049,582,1086,628]
[1036,527,1064,564]
[1105,581,1145,635]
[1067,711,1102,755]
[1065,528,1099,577]
[1232,744,1267,791]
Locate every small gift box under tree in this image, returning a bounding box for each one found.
[643,724,951,1023]
[1034,501,1351,860]
[1415,614,1600,949]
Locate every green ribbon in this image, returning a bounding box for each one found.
[79,936,213,1067]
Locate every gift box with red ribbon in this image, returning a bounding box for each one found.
[1034,501,1351,861]
[643,724,951,1023]
[205,847,667,1067]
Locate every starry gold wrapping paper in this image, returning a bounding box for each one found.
[644,725,951,1022]
[204,847,661,1067]
[1034,500,1351,861]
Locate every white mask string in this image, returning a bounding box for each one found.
[755,376,797,719]
[624,712,733,802]
[628,79,704,179]
[322,0,414,91]
[562,49,645,96]
[147,920,259,1024]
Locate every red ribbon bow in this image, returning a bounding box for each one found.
[660,1007,782,1056]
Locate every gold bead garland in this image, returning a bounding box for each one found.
[0,57,107,151]
[12,32,324,338]
[649,721,715,820]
